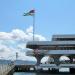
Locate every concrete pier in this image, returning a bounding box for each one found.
[0,63,15,75]
[15,65,35,72]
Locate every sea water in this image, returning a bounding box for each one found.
[13,72,74,75]
[13,68,73,75]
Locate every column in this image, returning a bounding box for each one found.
[35,55,44,66]
[68,55,73,63]
[34,54,44,71]
[52,55,60,65]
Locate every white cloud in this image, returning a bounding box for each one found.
[0,32,12,40]
[0,44,14,59]
[11,29,27,40]
[0,26,46,60]
[34,34,46,41]
[26,26,33,33]
[0,26,46,41]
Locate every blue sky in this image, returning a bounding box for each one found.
[0,0,75,40]
[0,0,75,61]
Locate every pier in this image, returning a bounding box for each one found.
[1,34,75,74]
[0,61,15,75]
[14,60,36,72]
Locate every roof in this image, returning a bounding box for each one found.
[26,41,75,49]
[52,35,75,39]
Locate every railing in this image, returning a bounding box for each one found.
[0,62,15,75]
[26,50,47,56]
[40,63,75,68]
[26,50,75,56]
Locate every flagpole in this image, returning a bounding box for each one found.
[23,9,35,41]
[33,13,35,41]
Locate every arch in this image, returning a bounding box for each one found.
[41,56,48,64]
[41,56,54,64]
[59,55,70,63]
[59,55,70,61]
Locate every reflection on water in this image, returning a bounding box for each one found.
[13,72,36,75]
[13,72,75,75]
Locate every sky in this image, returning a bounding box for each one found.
[0,0,75,39]
[0,0,75,61]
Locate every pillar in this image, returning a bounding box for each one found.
[70,68,75,73]
[68,55,75,73]
[52,68,59,73]
[52,55,60,65]
[34,54,44,71]
[69,55,73,63]
[35,54,44,66]
[51,55,60,73]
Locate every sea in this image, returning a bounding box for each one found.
[13,72,75,75]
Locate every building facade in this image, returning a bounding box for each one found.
[26,35,75,72]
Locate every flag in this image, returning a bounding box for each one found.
[23,10,35,16]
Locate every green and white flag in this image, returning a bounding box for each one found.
[23,10,35,16]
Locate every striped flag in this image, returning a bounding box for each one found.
[23,10,35,16]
